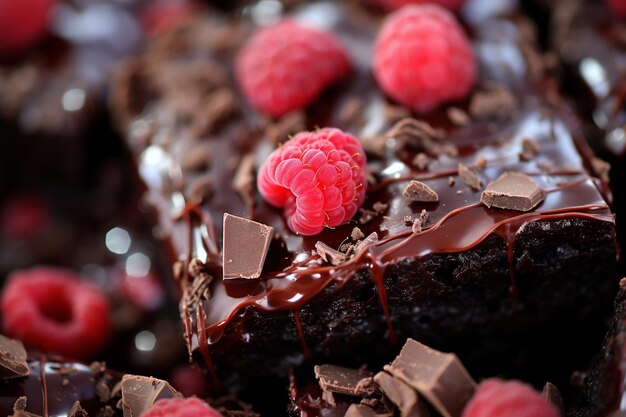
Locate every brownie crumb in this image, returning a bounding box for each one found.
[403,180,439,202]
[315,242,347,266]
[458,163,483,190]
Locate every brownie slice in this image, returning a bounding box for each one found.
[110,0,618,404]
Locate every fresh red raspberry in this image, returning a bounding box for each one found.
[462,379,560,417]
[606,0,626,17]
[139,0,200,37]
[258,128,367,236]
[372,0,466,12]
[0,194,49,240]
[373,4,476,113]
[170,365,209,397]
[142,398,223,417]
[0,0,55,56]
[236,21,350,117]
[1,267,111,359]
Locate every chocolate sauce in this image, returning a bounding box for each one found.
[112,0,615,384]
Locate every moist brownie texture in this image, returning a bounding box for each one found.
[111,0,618,403]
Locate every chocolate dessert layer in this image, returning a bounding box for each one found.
[111,0,618,397]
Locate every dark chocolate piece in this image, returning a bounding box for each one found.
[541,382,563,412]
[480,172,544,212]
[384,339,475,417]
[68,402,88,417]
[9,397,39,417]
[403,181,439,202]
[457,163,483,190]
[222,214,273,280]
[344,404,390,417]
[314,365,376,397]
[120,375,180,417]
[520,138,540,161]
[316,242,348,266]
[0,335,28,379]
[374,372,430,417]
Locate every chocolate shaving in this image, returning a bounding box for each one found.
[447,107,470,126]
[457,164,483,190]
[120,375,181,417]
[316,242,348,266]
[374,372,430,417]
[0,334,29,379]
[9,397,40,417]
[469,83,518,120]
[69,402,88,417]
[403,181,439,202]
[384,339,476,417]
[223,214,273,279]
[541,382,564,412]
[520,138,540,161]
[411,219,423,234]
[480,172,544,212]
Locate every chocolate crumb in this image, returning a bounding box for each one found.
[541,382,564,412]
[354,232,379,255]
[473,156,487,170]
[351,227,365,241]
[233,154,256,209]
[0,334,29,379]
[10,397,40,417]
[223,214,274,279]
[69,402,88,417]
[359,209,377,224]
[519,138,540,161]
[96,382,111,402]
[447,107,470,126]
[480,172,544,212]
[373,202,388,213]
[458,164,483,190]
[403,180,439,202]
[591,157,610,183]
[448,176,455,186]
[188,258,206,278]
[469,83,518,120]
[419,209,429,223]
[411,220,423,234]
[120,375,181,417]
[403,216,413,226]
[62,378,69,387]
[412,153,430,170]
[315,242,347,266]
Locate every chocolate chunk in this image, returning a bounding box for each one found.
[469,83,518,120]
[541,382,563,412]
[447,107,470,126]
[345,404,391,417]
[316,242,347,266]
[9,397,40,417]
[0,334,29,379]
[374,372,430,417]
[120,375,181,417]
[314,365,376,398]
[403,181,439,202]
[354,232,379,255]
[223,214,274,279]
[519,138,540,161]
[351,227,365,241]
[68,402,88,417]
[384,339,476,417]
[480,172,544,212]
[457,164,483,190]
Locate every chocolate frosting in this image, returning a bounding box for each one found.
[111,0,614,373]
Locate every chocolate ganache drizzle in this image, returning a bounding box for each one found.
[112,0,614,374]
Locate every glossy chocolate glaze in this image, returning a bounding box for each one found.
[0,355,122,417]
[112,0,615,384]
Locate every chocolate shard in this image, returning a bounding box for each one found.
[315,242,347,266]
[403,181,439,203]
[314,365,376,398]
[222,213,274,279]
[68,401,88,417]
[384,339,476,417]
[9,397,40,417]
[120,375,181,417]
[480,172,544,212]
[541,382,563,412]
[344,404,391,417]
[458,164,483,190]
[374,371,430,417]
[519,138,540,161]
[354,232,379,255]
[0,334,29,379]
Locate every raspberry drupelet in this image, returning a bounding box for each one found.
[236,20,350,117]
[142,398,223,417]
[372,0,466,12]
[373,4,476,113]
[258,128,367,236]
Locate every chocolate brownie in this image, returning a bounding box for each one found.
[111,0,618,405]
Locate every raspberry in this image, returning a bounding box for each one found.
[373,4,476,113]
[258,128,367,235]
[142,398,223,417]
[0,0,55,55]
[606,0,626,17]
[170,365,209,397]
[236,21,350,117]
[462,379,560,417]
[372,0,466,12]
[1,267,111,359]
[140,0,199,37]
[0,194,49,240]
